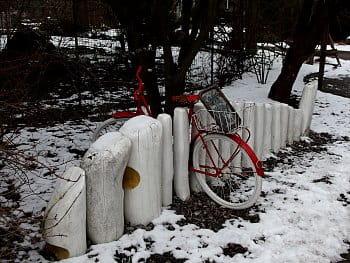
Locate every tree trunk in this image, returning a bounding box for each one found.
[268,0,329,103]
[102,0,223,115]
[162,0,223,114]
[123,19,163,116]
[72,0,89,31]
[164,72,186,114]
[245,0,258,52]
[138,50,163,117]
[318,25,328,91]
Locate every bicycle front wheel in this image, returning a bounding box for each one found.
[192,134,262,209]
[91,117,130,142]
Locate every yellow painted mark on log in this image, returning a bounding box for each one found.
[45,243,69,260]
[123,166,140,189]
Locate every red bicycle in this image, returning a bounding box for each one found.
[92,67,264,209]
[91,65,151,141]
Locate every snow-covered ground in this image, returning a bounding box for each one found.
[0,30,122,52]
[335,44,350,52]
[0,35,7,50]
[50,36,122,53]
[2,54,350,262]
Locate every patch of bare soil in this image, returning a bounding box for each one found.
[304,73,350,98]
[171,192,261,231]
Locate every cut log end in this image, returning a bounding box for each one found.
[123,166,141,189]
[45,243,69,260]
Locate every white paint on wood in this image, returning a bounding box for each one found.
[287,106,295,145]
[299,80,318,135]
[173,107,191,201]
[243,102,255,150]
[157,113,174,206]
[254,103,264,160]
[271,103,281,153]
[120,116,163,225]
[293,109,303,142]
[263,103,272,159]
[242,102,255,166]
[81,132,131,244]
[280,103,289,149]
[190,104,205,193]
[232,102,244,170]
[44,167,86,258]
[231,102,244,131]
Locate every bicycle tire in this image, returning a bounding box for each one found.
[92,117,130,142]
[192,133,262,209]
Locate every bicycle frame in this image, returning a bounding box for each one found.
[107,67,264,178]
[111,65,152,119]
[184,101,264,178]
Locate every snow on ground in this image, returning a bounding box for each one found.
[335,44,350,52]
[2,121,94,217]
[50,36,122,53]
[0,35,7,50]
[4,52,350,262]
[0,33,122,53]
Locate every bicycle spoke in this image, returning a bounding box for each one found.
[192,134,262,209]
[211,139,241,172]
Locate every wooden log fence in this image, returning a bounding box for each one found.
[43,81,318,259]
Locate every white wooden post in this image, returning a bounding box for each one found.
[293,109,303,142]
[299,80,318,135]
[271,103,281,153]
[242,102,255,165]
[157,113,174,206]
[280,103,289,149]
[287,106,295,145]
[254,103,264,160]
[173,107,191,201]
[190,104,205,193]
[232,102,243,170]
[81,132,131,244]
[120,116,162,226]
[44,167,86,259]
[243,102,255,150]
[263,103,272,159]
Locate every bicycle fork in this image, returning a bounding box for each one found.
[189,133,264,178]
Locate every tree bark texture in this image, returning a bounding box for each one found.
[103,0,163,116]
[162,0,223,114]
[103,0,223,115]
[268,0,330,103]
[72,0,89,31]
[245,0,258,52]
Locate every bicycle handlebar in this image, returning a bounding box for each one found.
[134,65,200,109]
[133,66,144,101]
[171,94,200,107]
[135,65,143,84]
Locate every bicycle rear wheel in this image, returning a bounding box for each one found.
[192,134,262,209]
[92,117,129,142]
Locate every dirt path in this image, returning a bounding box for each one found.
[338,50,350,60]
[304,73,350,99]
[322,77,350,98]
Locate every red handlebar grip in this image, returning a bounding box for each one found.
[171,95,199,102]
[136,65,143,83]
[186,94,200,102]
